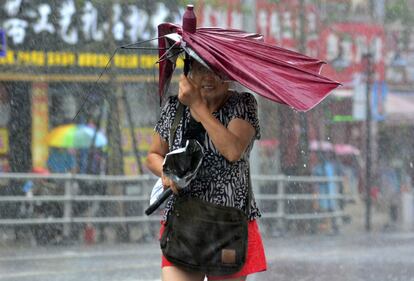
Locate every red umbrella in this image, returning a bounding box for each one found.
[334,144,360,156]
[157,7,340,112]
[309,140,334,152]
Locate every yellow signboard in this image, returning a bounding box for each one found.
[31,83,49,168]
[0,128,8,154]
[121,127,154,152]
[123,155,148,176]
[0,50,163,69]
[121,127,154,175]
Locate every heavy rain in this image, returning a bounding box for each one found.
[0,0,413,280]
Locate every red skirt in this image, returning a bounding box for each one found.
[160,220,267,279]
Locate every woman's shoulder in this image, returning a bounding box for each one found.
[165,95,179,107]
[160,95,180,114]
[228,91,257,105]
[231,92,256,101]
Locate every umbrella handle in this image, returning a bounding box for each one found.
[184,53,191,76]
[145,188,173,216]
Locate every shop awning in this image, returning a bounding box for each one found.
[385,92,414,124]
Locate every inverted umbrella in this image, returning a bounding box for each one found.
[158,6,340,112]
[45,124,107,148]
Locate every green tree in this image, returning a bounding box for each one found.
[385,0,414,50]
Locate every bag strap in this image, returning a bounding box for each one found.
[169,102,185,150]
[246,163,252,217]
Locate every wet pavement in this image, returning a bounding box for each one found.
[0,231,413,281]
[257,232,414,281]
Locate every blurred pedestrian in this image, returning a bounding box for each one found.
[46,148,77,241]
[338,155,360,202]
[78,147,106,243]
[312,151,342,234]
[378,162,401,230]
[22,167,63,245]
[47,147,76,173]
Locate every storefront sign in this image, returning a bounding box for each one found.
[255,0,320,55]
[197,0,243,30]
[123,155,148,176]
[121,127,153,152]
[121,127,153,175]
[0,0,182,74]
[1,0,181,47]
[197,0,320,56]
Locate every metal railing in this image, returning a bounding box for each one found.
[252,174,350,234]
[0,173,350,238]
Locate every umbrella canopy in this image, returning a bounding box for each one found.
[158,23,341,111]
[45,124,107,148]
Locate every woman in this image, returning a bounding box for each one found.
[146,60,267,281]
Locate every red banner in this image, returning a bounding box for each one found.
[319,23,386,84]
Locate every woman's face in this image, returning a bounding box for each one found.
[189,61,229,98]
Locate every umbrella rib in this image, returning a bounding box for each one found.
[156,42,182,64]
[119,36,168,49]
[158,50,185,63]
[122,46,182,51]
[72,46,120,121]
[73,35,169,121]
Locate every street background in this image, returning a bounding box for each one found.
[1,0,414,280]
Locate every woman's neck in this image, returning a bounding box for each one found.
[204,90,232,113]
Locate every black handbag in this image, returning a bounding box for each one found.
[160,196,249,275]
[159,102,252,275]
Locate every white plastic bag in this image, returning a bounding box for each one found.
[149,178,164,205]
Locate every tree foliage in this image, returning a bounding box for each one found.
[385,0,414,24]
[385,0,414,49]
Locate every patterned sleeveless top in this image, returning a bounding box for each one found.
[154,92,261,221]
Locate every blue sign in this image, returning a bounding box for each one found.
[0,30,5,57]
[372,81,387,121]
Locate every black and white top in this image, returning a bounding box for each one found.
[155,92,261,221]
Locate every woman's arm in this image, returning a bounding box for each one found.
[194,106,255,162]
[178,74,256,162]
[146,133,180,193]
[146,133,168,177]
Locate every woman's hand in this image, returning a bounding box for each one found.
[178,74,203,109]
[161,173,180,194]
